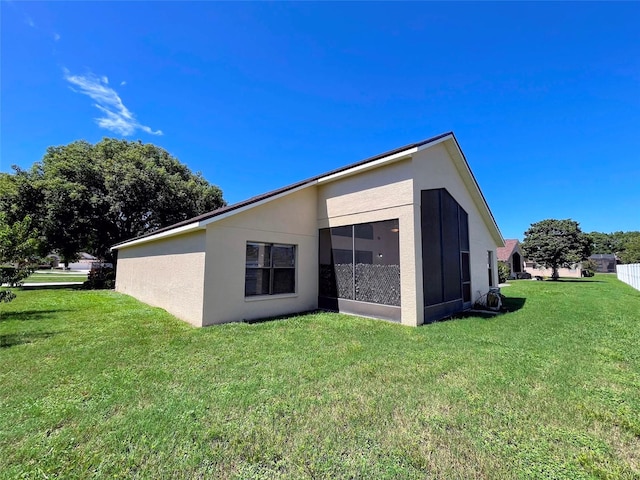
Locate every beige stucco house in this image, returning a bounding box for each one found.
[112,132,504,327]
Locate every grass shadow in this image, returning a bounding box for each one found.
[554,279,604,283]
[530,279,605,283]
[449,311,500,320]
[242,309,318,325]
[20,284,84,291]
[439,296,527,323]
[0,309,74,323]
[502,296,526,312]
[511,278,604,284]
[0,331,58,348]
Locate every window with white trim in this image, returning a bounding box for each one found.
[245,242,296,296]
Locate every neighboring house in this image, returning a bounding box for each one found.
[112,132,504,327]
[589,254,617,273]
[497,239,527,279]
[524,261,582,279]
[71,252,99,271]
[50,252,98,271]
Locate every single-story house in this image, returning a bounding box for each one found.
[497,239,527,279]
[112,132,504,327]
[524,261,582,278]
[49,252,98,271]
[589,254,618,273]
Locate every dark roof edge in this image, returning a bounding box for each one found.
[448,134,504,246]
[112,132,453,249]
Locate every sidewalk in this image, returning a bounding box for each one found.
[20,282,85,289]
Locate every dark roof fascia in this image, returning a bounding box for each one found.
[112,132,452,249]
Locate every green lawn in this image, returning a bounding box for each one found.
[25,271,88,284]
[1,276,638,479]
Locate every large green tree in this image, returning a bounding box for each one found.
[1,139,225,265]
[27,140,98,267]
[94,139,225,259]
[522,219,592,280]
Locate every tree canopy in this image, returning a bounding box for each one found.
[587,231,624,255]
[1,139,225,265]
[618,235,640,264]
[588,230,640,264]
[521,219,592,279]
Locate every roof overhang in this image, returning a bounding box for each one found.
[111,222,203,250]
[317,147,417,184]
[111,181,317,251]
[112,132,504,250]
[441,136,504,247]
[197,181,317,228]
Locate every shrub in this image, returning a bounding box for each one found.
[0,266,31,285]
[498,261,511,283]
[83,265,115,289]
[581,259,598,277]
[0,266,33,302]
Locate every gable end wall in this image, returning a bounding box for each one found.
[115,230,206,326]
[411,144,500,315]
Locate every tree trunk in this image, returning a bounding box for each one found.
[552,266,559,280]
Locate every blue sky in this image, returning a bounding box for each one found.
[2,1,639,240]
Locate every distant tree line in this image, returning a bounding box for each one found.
[0,138,225,270]
[587,231,640,264]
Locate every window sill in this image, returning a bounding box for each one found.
[244,293,298,302]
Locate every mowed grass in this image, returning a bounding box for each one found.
[25,271,88,284]
[0,276,638,479]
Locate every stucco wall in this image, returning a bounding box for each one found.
[115,231,206,326]
[525,265,582,278]
[411,143,500,319]
[202,187,318,325]
[317,160,421,326]
[114,139,500,328]
[318,160,414,220]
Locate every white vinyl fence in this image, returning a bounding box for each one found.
[617,263,640,291]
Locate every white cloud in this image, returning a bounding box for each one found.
[63,68,162,136]
[6,1,37,29]
[120,81,126,86]
[53,32,61,41]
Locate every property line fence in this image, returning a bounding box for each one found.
[617,263,640,292]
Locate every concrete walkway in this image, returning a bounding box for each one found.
[20,282,85,289]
